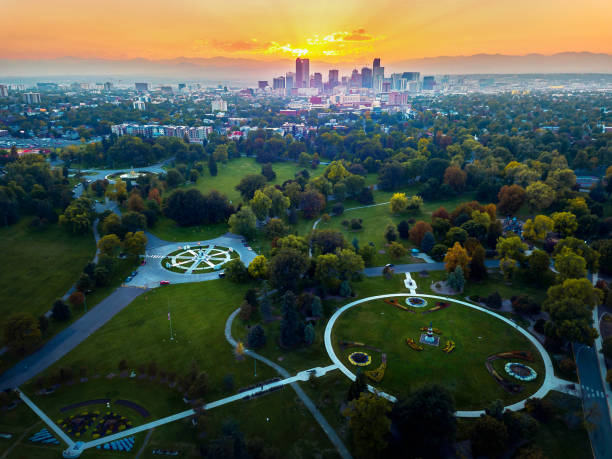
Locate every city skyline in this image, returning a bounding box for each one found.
[1,0,611,63]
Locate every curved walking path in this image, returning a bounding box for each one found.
[323,293,570,418]
[224,309,352,459]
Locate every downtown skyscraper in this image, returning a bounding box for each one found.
[295,58,310,88]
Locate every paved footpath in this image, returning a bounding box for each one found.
[0,287,145,390]
[224,309,352,459]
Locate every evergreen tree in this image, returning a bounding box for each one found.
[420,231,435,254]
[339,280,352,297]
[310,295,323,318]
[447,266,465,292]
[280,291,301,347]
[208,154,218,177]
[247,324,266,349]
[303,323,315,346]
[352,237,359,252]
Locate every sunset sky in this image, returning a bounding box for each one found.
[1,0,611,62]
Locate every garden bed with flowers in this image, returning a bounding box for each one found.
[331,296,545,410]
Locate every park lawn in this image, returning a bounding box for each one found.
[192,386,340,459]
[0,402,41,455]
[232,307,332,375]
[186,157,322,204]
[331,297,545,410]
[33,280,277,402]
[413,269,548,304]
[0,218,95,320]
[147,217,229,243]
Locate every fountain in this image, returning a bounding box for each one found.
[419,321,440,347]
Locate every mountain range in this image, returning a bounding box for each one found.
[0,52,610,84]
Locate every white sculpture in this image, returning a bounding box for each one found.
[404,272,417,294]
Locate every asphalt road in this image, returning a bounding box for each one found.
[363,259,499,276]
[0,287,145,390]
[574,342,612,459]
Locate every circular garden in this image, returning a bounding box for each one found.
[161,244,239,274]
[331,296,545,410]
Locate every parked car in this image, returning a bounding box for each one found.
[218,272,225,279]
[125,276,132,283]
[131,271,137,277]
[385,263,395,268]
[160,280,170,285]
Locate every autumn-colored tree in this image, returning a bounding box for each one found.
[97,234,121,256]
[432,207,451,220]
[343,393,391,459]
[127,193,144,212]
[444,242,471,277]
[554,247,587,281]
[388,241,408,259]
[123,231,148,256]
[484,203,497,220]
[443,166,467,192]
[523,215,554,242]
[390,193,408,213]
[551,212,578,237]
[409,221,433,246]
[300,189,326,219]
[525,181,555,212]
[497,184,526,216]
[68,291,85,309]
[248,255,269,279]
[4,313,41,354]
[496,235,528,261]
[250,189,272,221]
[148,188,162,205]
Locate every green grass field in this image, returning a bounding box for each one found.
[33,280,277,401]
[331,297,545,410]
[0,218,95,320]
[187,157,322,204]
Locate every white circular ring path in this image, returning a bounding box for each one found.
[323,293,555,417]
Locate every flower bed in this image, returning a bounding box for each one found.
[348,351,372,366]
[419,326,443,335]
[423,302,450,314]
[365,354,387,382]
[58,411,99,437]
[405,338,423,351]
[442,340,455,353]
[505,362,537,381]
[406,297,427,307]
[92,412,133,438]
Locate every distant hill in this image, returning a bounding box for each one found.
[0,52,610,84]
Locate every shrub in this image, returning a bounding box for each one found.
[52,299,71,321]
[342,220,349,227]
[247,324,266,349]
[559,357,576,377]
[332,203,344,216]
[485,292,502,309]
[339,281,352,297]
[350,218,363,230]
[525,398,556,421]
[224,259,249,283]
[431,244,448,262]
[239,302,253,321]
[534,319,546,334]
[603,337,612,360]
[511,295,541,316]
